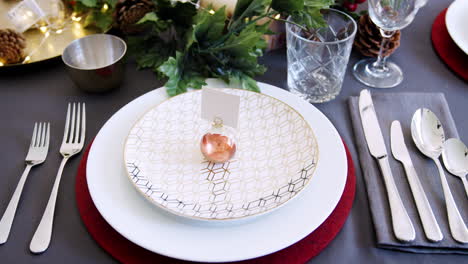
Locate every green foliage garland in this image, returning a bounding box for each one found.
[73,0,334,96]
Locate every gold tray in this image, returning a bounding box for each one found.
[0,1,101,67]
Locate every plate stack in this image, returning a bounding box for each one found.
[432,0,468,80]
[445,0,468,55]
[83,79,349,262]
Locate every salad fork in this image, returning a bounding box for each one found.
[0,122,50,244]
[30,103,85,254]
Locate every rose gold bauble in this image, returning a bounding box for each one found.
[200,133,236,163]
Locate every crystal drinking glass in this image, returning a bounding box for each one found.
[286,9,356,103]
[353,0,422,88]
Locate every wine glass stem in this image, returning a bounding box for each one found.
[372,30,396,72]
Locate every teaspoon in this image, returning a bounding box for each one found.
[411,108,468,243]
[442,138,468,198]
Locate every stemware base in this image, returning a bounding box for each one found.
[353,58,403,88]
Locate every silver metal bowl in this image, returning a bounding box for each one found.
[62,34,127,93]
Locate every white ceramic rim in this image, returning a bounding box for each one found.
[446,0,468,55]
[86,79,347,263]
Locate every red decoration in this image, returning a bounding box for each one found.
[344,1,358,12]
[200,133,236,163]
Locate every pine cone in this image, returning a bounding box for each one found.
[0,29,26,65]
[354,14,401,58]
[114,0,155,34]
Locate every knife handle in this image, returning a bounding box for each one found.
[378,156,416,242]
[402,164,443,242]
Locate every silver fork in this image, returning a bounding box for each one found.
[30,103,85,254]
[0,122,50,244]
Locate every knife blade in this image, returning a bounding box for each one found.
[358,90,415,242]
[390,120,443,242]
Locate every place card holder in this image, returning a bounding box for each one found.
[199,88,240,163]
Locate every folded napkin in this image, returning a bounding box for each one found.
[349,92,468,254]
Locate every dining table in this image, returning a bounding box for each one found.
[0,0,466,263]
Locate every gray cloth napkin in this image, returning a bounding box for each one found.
[349,92,468,254]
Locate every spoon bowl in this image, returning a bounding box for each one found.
[442,138,468,197]
[411,108,445,159]
[442,138,468,176]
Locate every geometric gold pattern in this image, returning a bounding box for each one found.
[124,89,319,220]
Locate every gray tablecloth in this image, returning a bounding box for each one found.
[0,0,467,263]
[349,92,467,254]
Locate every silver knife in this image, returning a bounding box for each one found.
[390,120,443,242]
[359,90,415,242]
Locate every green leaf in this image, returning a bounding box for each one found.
[229,72,260,92]
[231,0,272,29]
[291,9,323,29]
[271,0,304,13]
[105,0,118,8]
[159,55,185,96]
[240,76,260,92]
[184,75,207,90]
[192,6,226,44]
[208,24,264,56]
[156,0,198,28]
[137,12,159,24]
[79,0,97,8]
[135,51,165,70]
[158,52,207,97]
[94,11,113,31]
[127,33,175,77]
[136,12,170,32]
[304,0,334,8]
[83,10,113,31]
[290,0,334,29]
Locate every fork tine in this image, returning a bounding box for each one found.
[70,103,76,143]
[62,103,71,143]
[36,123,42,147]
[45,122,50,149]
[37,122,43,147]
[40,122,47,147]
[80,103,86,144]
[30,122,38,147]
[74,103,81,144]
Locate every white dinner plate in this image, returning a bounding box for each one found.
[86,79,347,263]
[446,0,468,54]
[124,89,319,221]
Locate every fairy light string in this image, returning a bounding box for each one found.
[1,0,112,65]
[20,1,114,64]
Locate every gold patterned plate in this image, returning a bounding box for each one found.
[124,89,319,221]
[0,1,100,67]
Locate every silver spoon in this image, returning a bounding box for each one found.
[442,138,468,197]
[411,108,468,243]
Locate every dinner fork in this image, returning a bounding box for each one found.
[0,122,50,244]
[30,103,85,254]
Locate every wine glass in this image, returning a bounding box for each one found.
[353,0,422,88]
